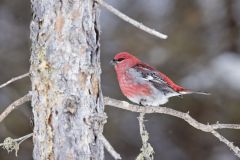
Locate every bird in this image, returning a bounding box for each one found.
[111,52,209,106]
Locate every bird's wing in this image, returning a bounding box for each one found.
[130,64,178,95]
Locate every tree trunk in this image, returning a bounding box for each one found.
[30,0,104,159]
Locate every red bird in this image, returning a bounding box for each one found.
[111,52,209,106]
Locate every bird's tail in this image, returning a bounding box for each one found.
[179,89,210,95]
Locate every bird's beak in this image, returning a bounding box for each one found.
[110,59,117,65]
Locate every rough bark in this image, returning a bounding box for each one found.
[30,0,104,159]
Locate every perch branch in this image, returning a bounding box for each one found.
[0,73,29,89]
[0,93,32,123]
[104,97,240,158]
[99,133,121,160]
[96,0,168,39]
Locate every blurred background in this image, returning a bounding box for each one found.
[0,0,240,159]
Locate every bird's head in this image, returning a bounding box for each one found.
[111,52,140,70]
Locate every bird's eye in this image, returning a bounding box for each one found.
[117,58,125,62]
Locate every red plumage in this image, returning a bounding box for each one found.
[111,52,209,106]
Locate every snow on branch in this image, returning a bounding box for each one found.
[0,93,32,123]
[0,73,29,89]
[104,97,240,158]
[96,0,168,39]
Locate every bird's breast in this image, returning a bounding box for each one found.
[117,71,152,98]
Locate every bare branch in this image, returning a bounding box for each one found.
[211,123,240,130]
[0,93,32,123]
[0,73,30,89]
[136,113,154,160]
[0,133,33,156]
[99,134,121,160]
[96,0,168,40]
[211,130,240,156]
[104,97,240,158]
[104,97,240,130]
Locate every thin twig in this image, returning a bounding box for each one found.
[211,130,240,156]
[211,123,240,130]
[0,73,30,89]
[99,134,121,160]
[0,93,32,123]
[104,97,240,158]
[136,113,154,160]
[17,133,33,146]
[96,0,168,39]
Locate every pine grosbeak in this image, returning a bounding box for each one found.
[111,52,209,106]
